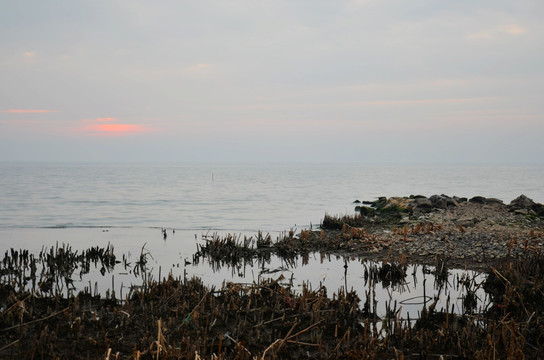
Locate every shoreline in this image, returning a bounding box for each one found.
[1,194,544,358]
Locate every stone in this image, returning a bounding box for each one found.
[429,195,448,209]
[469,196,487,204]
[359,206,376,216]
[456,217,477,227]
[532,203,544,216]
[485,198,504,205]
[412,198,433,213]
[453,196,468,204]
[509,194,536,210]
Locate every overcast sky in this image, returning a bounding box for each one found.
[1,0,543,163]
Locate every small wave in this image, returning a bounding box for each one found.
[47,223,75,229]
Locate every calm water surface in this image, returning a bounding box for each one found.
[1,162,542,230]
[0,162,541,318]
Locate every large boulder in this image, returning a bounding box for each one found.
[485,198,504,205]
[509,195,544,216]
[469,196,487,204]
[412,197,433,213]
[429,195,448,209]
[358,206,376,216]
[509,195,536,210]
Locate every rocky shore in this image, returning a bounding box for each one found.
[2,195,544,358]
[318,194,544,269]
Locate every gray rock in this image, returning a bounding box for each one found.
[485,198,504,205]
[453,196,468,204]
[358,206,376,216]
[532,203,544,216]
[456,217,477,227]
[469,196,487,204]
[429,195,448,209]
[413,198,433,213]
[509,194,536,210]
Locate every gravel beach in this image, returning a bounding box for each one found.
[313,195,544,270]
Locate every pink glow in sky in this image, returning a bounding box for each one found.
[88,123,149,135]
[1,1,543,163]
[2,109,59,113]
[80,118,152,136]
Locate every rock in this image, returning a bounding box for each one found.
[485,198,504,205]
[509,194,536,210]
[533,203,544,216]
[385,197,413,210]
[453,196,468,204]
[469,196,487,204]
[508,195,544,217]
[445,197,459,207]
[409,194,427,199]
[429,195,446,209]
[374,197,388,209]
[429,195,454,209]
[358,206,376,216]
[412,197,433,213]
[353,199,361,204]
[457,217,477,227]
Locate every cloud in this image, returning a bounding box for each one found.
[504,24,526,35]
[22,51,37,63]
[467,24,527,40]
[79,117,153,136]
[232,96,495,110]
[467,32,492,40]
[185,63,212,74]
[1,109,59,113]
[348,97,495,107]
[88,123,149,134]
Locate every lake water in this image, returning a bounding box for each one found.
[1,162,542,231]
[1,162,542,318]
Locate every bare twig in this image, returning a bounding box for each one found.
[0,339,19,352]
[1,307,69,332]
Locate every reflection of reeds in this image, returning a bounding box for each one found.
[1,243,118,296]
[2,245,544,358]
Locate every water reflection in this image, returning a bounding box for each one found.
[0,243,489,325]
[192,251,490,322]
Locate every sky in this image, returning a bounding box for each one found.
[1,0,543,163]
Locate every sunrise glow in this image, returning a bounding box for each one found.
[85,123,150,136]
[2,109,59,113]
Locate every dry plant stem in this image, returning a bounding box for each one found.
[277,321,299,351]
[0,307,70,332]
[0,279,49,319]
[0,339,20,352]
[328,328,350,359]
[261,319,325,359]
[261,339,282,360]
[490,266,511,285]
[285,340,320,347]
[285,319,324,340]
[224,334,253,358]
